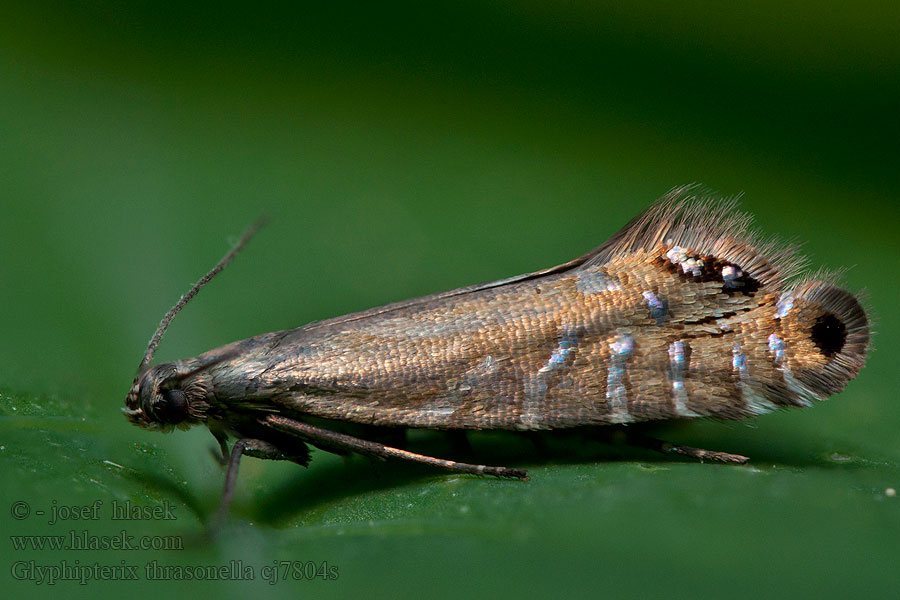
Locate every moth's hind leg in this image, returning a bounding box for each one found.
[621,430,750,464]
[263,415,528,480]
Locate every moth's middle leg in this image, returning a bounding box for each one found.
[262,415,528,480]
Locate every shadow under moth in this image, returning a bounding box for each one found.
[124,187,869,519]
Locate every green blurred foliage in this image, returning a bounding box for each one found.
[1,2,898,599]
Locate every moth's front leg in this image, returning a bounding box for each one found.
[211,430,230,466]
[214,437,309,527]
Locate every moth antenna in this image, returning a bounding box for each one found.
[138,217,268,372]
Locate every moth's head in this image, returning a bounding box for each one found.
[123,218,264,431]
[124,363,210,431]
[773,280,869,400]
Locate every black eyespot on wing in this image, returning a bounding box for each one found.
[157,389,190,424]
[811,312,847,357]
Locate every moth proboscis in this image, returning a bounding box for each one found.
[124,187,869,520]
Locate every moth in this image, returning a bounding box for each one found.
[124,187,869,516]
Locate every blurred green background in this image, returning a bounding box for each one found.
[2,2,898,598]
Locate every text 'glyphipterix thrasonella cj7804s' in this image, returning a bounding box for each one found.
[124,186,869,520]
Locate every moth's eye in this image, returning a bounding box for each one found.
[156,389,190,424]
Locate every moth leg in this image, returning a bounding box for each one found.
[263,415,528,480]
[445,430,473,458]
[214,438,308,525]
[520,431,550,455]
[210,430,230,466]
[357,424,408,450]
[624,432,750,465]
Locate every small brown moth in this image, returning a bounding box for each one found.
[124,187,869,516]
